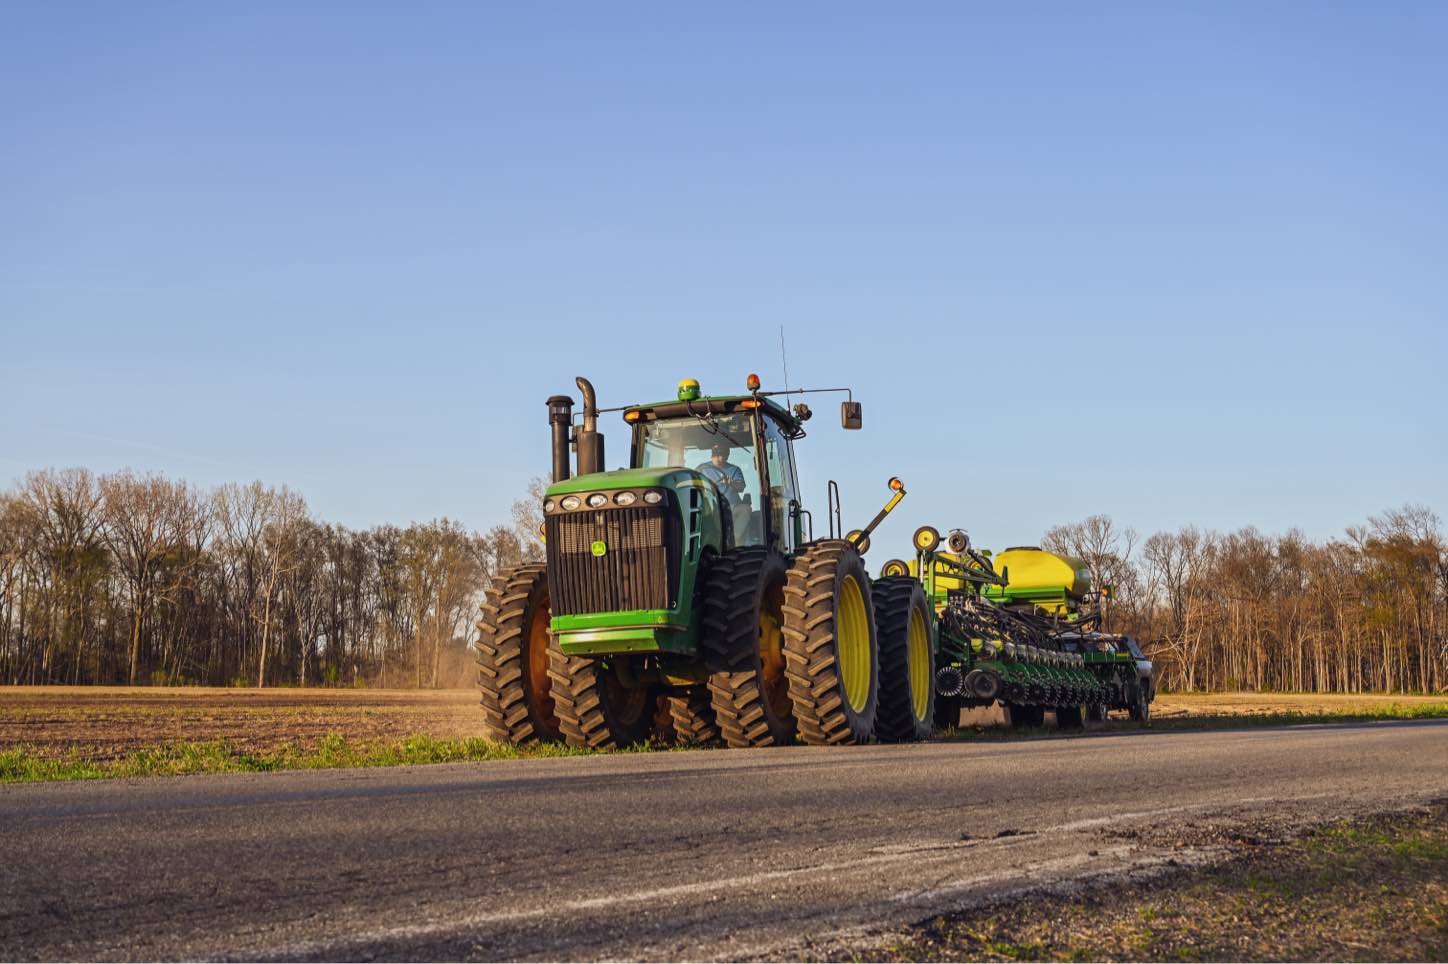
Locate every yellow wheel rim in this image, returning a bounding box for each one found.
[837,574,871,713]
[908,605,930,721]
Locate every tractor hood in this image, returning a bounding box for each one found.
[545,466,714,499]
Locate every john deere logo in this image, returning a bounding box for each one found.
[591,540,608,557]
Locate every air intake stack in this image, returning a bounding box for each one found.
[547,395,574,483]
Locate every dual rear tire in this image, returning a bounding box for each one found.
[704,541,881,747]
[704,543,934,747]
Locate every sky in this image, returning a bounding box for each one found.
[2,1,1445,554]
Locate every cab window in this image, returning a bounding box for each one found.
[635,412,765,546]
[761,415,800,551]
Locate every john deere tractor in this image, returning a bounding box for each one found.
[477,375,930,749]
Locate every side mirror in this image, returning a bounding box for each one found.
[841,401,863,430]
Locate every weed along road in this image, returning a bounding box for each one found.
[3,721,1446,962]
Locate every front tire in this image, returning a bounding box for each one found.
[781,541,879,745]
[476,564,561,745]
[548,647,658,749]
[872,576,933,743]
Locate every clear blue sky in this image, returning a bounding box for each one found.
[3,1,1445,553]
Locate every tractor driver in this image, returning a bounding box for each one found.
[696,440,753,543]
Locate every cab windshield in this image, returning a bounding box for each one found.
[635,412,763,545]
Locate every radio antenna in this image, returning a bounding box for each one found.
[779,325,793,408]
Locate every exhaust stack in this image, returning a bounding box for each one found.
[574,376,605,476]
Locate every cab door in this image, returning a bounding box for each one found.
[760,415,801,553]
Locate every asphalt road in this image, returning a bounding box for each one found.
[4,720,1446,961]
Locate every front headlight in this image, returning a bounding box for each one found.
[614,491,637,506]
[561,495,581,511]
[586,493,608,508]
[543,499,556,512]
[643,490,663,505]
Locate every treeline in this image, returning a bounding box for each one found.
[0,468,543,687]
[3,467,1443,693]
[1043,508,1447,693]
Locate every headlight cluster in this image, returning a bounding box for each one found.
[544,490,666,512]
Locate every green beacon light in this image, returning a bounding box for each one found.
[677,378,701,401]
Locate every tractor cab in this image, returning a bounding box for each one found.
[624,381,806,554]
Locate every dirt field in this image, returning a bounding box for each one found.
[0,686,482,761]
[1,686,1444,763]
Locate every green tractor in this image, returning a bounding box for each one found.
[476,374,931,749]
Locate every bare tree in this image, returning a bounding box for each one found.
[255,486,309,688]
[1042,514,1138,630]
[100,471,199,684]
[216,482,310,687]
[16,469,108,682]
[510,476,547,564]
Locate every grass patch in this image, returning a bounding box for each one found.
[1128,702,1448,734]
[0,732,616,783]
[832,803,1448,962]
[936,701,1448,744]
[4,691,1443,783]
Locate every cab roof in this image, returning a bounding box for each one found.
[623,395,805,439]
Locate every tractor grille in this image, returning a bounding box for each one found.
[546,504,679,616]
